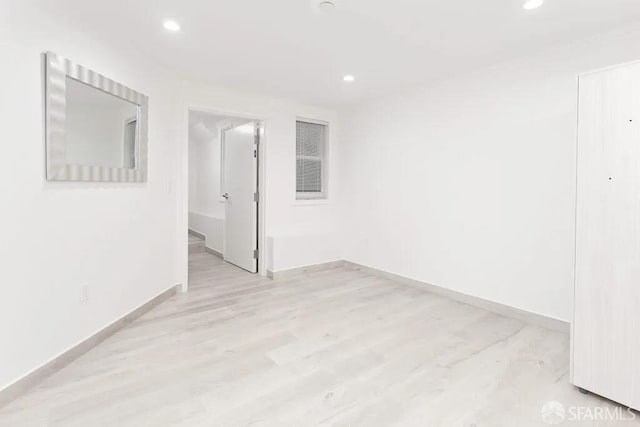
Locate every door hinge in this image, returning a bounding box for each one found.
[254,132,260,145]
[253,249,259,259]
[254,192,259,202]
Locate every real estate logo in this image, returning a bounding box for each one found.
[541,400,636,424]
[541,401,566,425]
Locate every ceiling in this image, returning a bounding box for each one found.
[30,0,640,108]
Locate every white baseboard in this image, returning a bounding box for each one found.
[267,260,345,279]
[205,246,223,258]
[342,261,569,333]
[0,284,179,409]
[267,259,569,334]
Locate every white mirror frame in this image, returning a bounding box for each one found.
[44,51,149,182]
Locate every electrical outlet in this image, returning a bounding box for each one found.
[80,285,89,303]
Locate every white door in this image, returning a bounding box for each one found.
[573,62,640,410]
[222,122,258,273]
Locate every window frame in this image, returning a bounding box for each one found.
[295,118,329,201]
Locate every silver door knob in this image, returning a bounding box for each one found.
[222,193,229,199]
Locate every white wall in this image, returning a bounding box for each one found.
[1,1,344,392]
[189,212,224,252]
[0,3,182,390]
[340,24,640,323]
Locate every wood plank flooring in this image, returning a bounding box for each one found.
[0,251,635,426]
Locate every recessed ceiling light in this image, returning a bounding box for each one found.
[343,75,355,82]
[319,1,335,11]
[523,0,543,10]
[163,20,181,32]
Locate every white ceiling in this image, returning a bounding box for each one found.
[32,0,640,108]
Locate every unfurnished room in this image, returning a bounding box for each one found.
[1,0,640,425]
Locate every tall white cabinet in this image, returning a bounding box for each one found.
[572,60,640,410]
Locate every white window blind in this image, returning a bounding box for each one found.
[296,120,327,199]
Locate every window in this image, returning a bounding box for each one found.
[296,120,328,199]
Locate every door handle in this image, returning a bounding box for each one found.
[222,193,229,200]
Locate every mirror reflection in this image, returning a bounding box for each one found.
[65,77,139,169]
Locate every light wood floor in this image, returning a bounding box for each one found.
[0,251,635,426]
[188,233,203,244]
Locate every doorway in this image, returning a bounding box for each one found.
[187,109,263,274]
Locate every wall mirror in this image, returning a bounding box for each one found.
[44,52,149,182]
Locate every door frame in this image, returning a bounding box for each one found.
[183,106,267,289]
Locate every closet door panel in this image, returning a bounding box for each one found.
[573,62,640,410]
